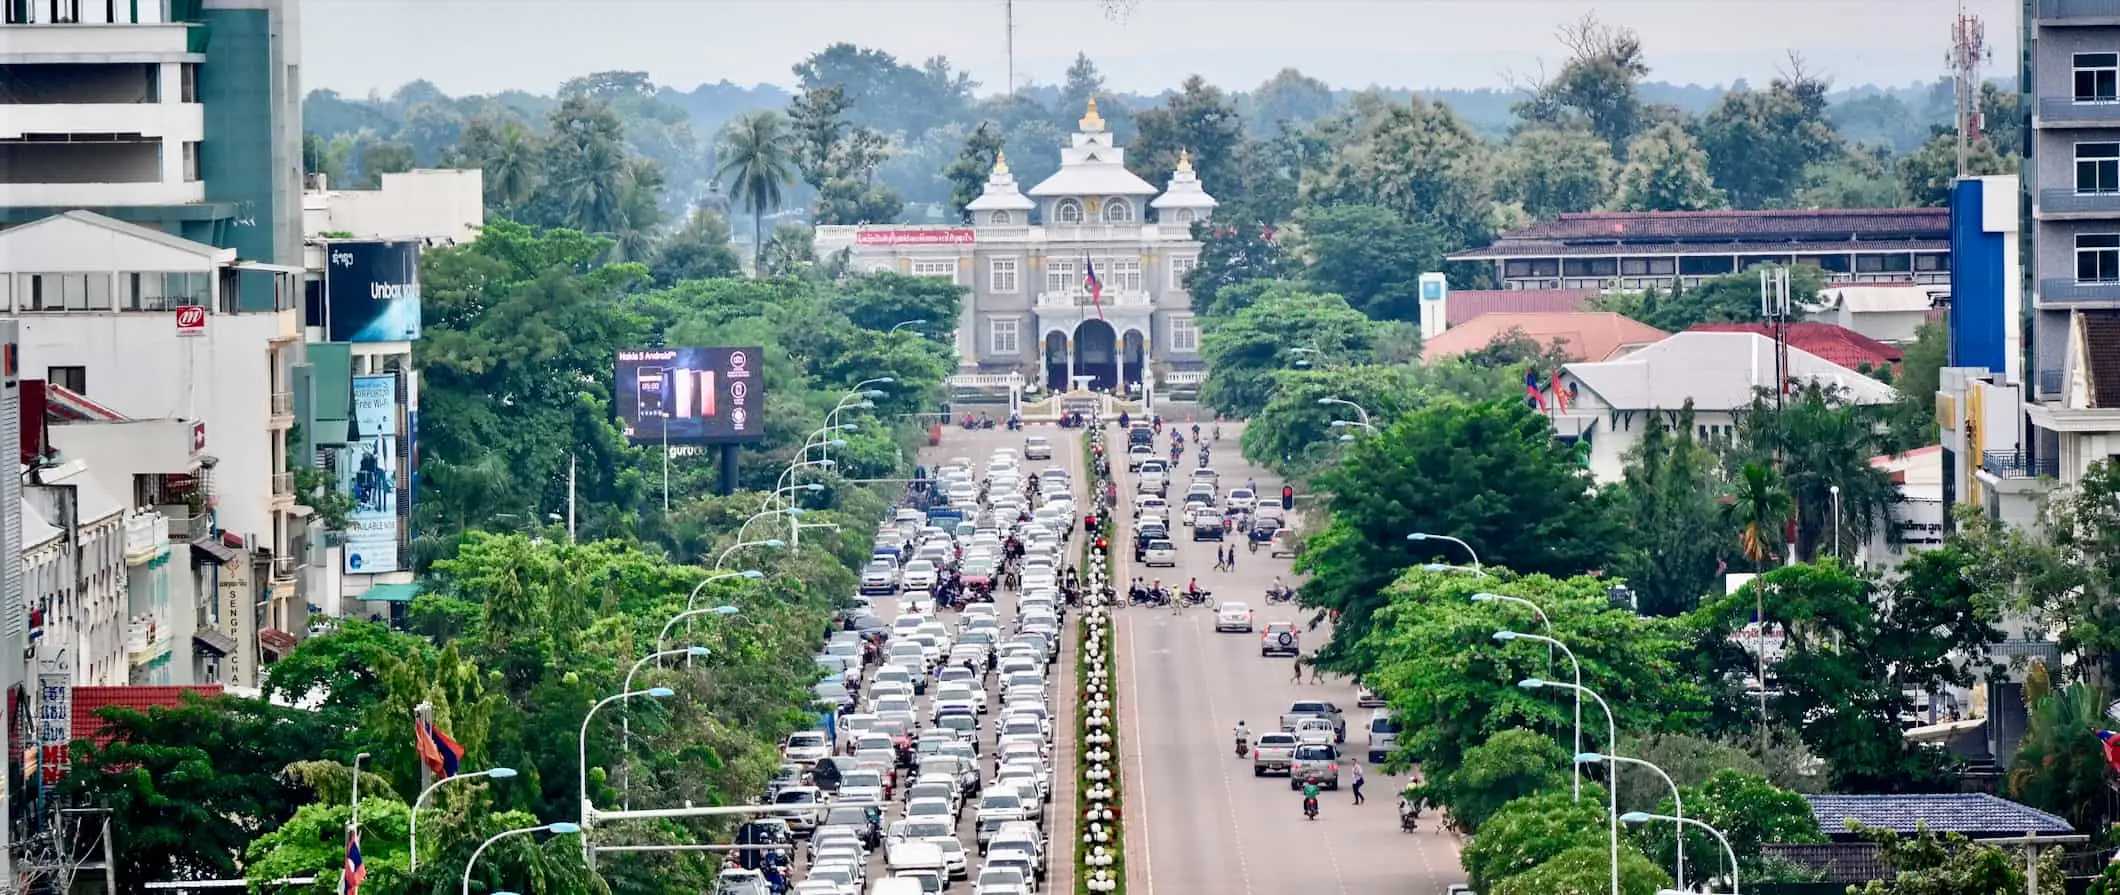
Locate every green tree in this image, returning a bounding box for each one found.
[1722,461,1789,569]
[1305,97,1496,252]
[1058,52,1105,119]
[358,140,416,187]
[1461,789,1609,891]
[263,618,435,718]
[1734,382,1900,562]
[1899,130,2014,207]
[1422,728,1572,833]
[1500,128,1617,219]
[1797,147,1905,209]
[2035,460,2120,681]
[1245,68,1337,134]
[1847,823,2064,895]
[1629,770,1825,891]
[1186,222,1291,316]
[1695,63,1840,208]
[1489,844,1669,895]
[1294,203,1444,321]
[944,121,1005,220]
[650,205,744,283]
[716,110,798,272]
[1513,15,1655,156]
[1610,121,1726,212]
[1196,286,1376,417]
[1609,406,1731,615]
[833,271,967,338]
[1886,318,1949,448]
[1127,75,1246,209]
[1299,400,1622,653]
[2006,683,2115,833]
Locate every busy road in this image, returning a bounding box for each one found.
[1110,417,1467,895]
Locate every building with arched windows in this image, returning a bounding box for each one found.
[813,99,1216,393]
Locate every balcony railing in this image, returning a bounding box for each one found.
[1985,638,2065,668]
[270,391,293,416]
[2037,97,2120,126]
[270,553,300,580]
[2038,0,2120,21]
[2038,368,2065,398]
[1035,289,1152,309]
[270,471,295,496]
[2038,188,2120,217]
[2038,278,2120,305]
[1981,450,2059,479]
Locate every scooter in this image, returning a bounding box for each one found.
[1400,810,1420,833]
[1303,796,1320,821]
[1236,736,1250,758]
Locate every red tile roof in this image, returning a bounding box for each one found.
[1444,289,1597,326]
[1425,312,1669,363]
[1448,207,1951,260]
[1687,323,1904,370]
[2083,311,2120,409]
[73,685,224,749]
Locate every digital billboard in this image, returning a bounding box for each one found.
[615,347,766,445]
[323,240,422,342]
[342,375,403,574]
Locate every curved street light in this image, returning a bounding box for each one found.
[1621,812,1740,894]
[1582,752,1684,885]
[619,646,712,810]
[1424,563,1489,577]
[463,822,581,895]
[888,320,927,333]
[410,767,516,870]
[1492,625,1578,799]
[1406,531,1480,571]
[714,538,786,571]
[1316,396,1371,429]
[685,569,762,610]
[1521,678,1620,895]
[735,507,801,544]
[578,688,675,862]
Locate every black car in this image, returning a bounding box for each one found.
[1192,518,1225,541]
[1248,516,1284,543]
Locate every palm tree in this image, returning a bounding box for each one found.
[2006,678,2116,832]
[1722,462,1790,570]
[716,111,797,274]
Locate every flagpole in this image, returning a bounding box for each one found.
[345,751,370,895]
[416,702,435,795]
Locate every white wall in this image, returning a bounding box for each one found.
[304,169,485,245]
[15,312,288,540]
[21,480,129,687]
[1583,409,1738,484]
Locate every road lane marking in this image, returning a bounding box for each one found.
[1122,570,1156,894]
[1184,612,1256,895]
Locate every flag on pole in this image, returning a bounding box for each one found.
[1523,368,1548,412]
[2096,730,2120,773]
[1082,257,1105,321]
[343,827,367,895]
[415,718,466,779]
[1551,369,1569,413]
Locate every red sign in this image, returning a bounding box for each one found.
[192,421,207,453]
[854,228,975,247]
[174,306,206,337]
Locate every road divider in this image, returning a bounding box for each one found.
[1076,428,1125,894]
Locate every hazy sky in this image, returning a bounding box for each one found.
[303,0,2019,98]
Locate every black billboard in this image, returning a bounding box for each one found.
[615,347,766,444]
[322,240,422,342]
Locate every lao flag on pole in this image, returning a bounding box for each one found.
[416,718,466,779]
[1524,368,1548,412]
[1082,257,1105,321]
[1551,369,1569,413]
[343,828,367,895]
[2096,730,2120,773]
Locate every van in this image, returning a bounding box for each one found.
[886,840,945,876]
[868,879,925,895]
[1366,708,1401,763]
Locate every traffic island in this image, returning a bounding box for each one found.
[1076,428,1124,894]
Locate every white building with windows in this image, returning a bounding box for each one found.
[21,460,129,687]
[813,99,1214,392]
[2,210,303,689]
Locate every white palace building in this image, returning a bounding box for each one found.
[814,100,1216,394]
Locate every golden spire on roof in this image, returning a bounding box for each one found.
[993,150,1010,175]
[1176,148,1194,173]
[1080,97,1105,132]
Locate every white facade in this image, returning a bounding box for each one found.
[1813,285,1937,346]
[2,320,25,694]
[1862,446,1945,570]
[302,169,485,246]
[815,100,1213,393]
[2,211,300,688]
[21,462,130,687]
[0,2,203,210]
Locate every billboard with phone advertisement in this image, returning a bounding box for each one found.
[342,375,403,573]
[323,240,422,342]
[614,347,765,444]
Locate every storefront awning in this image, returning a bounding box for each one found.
[257,629,298,656]
[358,583,421,604]
[192,628,236,658]
[189,535,238,565]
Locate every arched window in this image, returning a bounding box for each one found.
[1055,199,1084,224]
[1103,198,1133,222]
[989,210,1012,226]
[1174,209,1195,224]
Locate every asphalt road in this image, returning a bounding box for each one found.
[807,424,1084,891]
[1110,420,1468,895]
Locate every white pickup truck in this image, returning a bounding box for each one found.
[1250,731,1301,777]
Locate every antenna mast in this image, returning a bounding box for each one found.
[1948,2,1989,176]
[1005,0,1015,96]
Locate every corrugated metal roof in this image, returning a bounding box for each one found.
[1563,331,1899,411]
[1444,289,1598,325]
[1425,312,1669,363]
[1804,793,2075,837]
[1687,323,1904,370]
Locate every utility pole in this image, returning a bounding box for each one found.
[567,453,578,543]
[1948,3,1989,176]
[1004,0,1015,96]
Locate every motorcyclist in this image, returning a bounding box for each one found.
[1212,423,1222,441]
[1192,423,1201,441]
[1234,720,1250,755]
[1302,778,1322,819]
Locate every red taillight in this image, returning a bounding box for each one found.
[1328,764,1339,772]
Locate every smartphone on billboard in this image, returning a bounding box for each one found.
[700,369,716,419]
[637,366,667,419]
[671,367,695,419]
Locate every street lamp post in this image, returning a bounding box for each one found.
[619,647,711,810]
[409,767,517,870]
[579,688,676,863]
[1316,396,1371,429]
[1583,752,1683,885]
[889,320,927,333]
[734,507,800,545]
[1622,812,1740,894]
[714,538,785,571]
[1522,678,1620,895]
[462,822,581,895]
[1829,483,1842,561]
[657,606,742,653]
[1491,624,1579,801]
[685,570,762,610]
[1406,531,1480,571]
[1424,563,1489,577]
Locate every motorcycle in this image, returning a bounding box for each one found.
[1400,810,1420,833]
[1006,416,1023,431]
[1235,736,1250,758]
[1266,585,1296,604]
[1303,796,1320,821]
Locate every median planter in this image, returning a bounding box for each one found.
[1076,430,1125,895]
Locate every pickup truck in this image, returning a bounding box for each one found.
[1279,700,1346,744]
[1250,731,1301,777]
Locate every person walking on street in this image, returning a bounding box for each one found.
[1291,654,1305,683]
[1350,762,1367,805]
[1309,659,1324,685]
[1226,542,1236,572]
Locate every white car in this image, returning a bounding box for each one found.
[901,560,939,591]
[1142,539,1177,567]
[782,731,831,765]
[1227,488,1258,510]
[1023,436,1052,460]
[1215,602,1255,633]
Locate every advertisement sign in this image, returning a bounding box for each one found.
[36,661,70,786]
[217,556,255,686]
[1894,498,1946,548]
[342,375,402,574]
[174,305,206,337]
[853,228,974,247]
[614,347,766,444]
[323,240,422,342]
